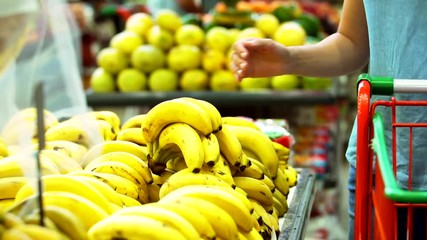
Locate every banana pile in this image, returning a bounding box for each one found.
[0,98,297,240]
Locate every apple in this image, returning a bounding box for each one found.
[146,25,174,51]
[175,24,205,46]
[131,45,166,73]
[273,22,307,47]
[117,68,147,92]
[110,31,143,55]
[148,68,179,91]
[167,45,201,72]
[155,9,182,32]
[96,47,128,74]
[240,77,271,91]
[180,69,209,91]
[90,68,116,93]
[271,75,300,90]
[202,49,225,73]
[125,12,154,36]
[210,70,239,91]
[205,26,231,53]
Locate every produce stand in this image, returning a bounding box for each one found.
[279,167,316,240]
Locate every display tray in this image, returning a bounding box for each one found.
[85,90,337,107]
[279,168,316,240]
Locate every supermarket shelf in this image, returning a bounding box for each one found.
[85,90,339,107]
[279,168,316,240]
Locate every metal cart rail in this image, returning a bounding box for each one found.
[355,74,427,240]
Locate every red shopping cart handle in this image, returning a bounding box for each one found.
[358,74,427,95]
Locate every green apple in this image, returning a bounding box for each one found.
[146,25,174,51]
[210,70,239,91]
[167,45,201,72]
[175,24,205,46]
[271,75,300,90]
[96,47,128,74]
[148,68,179,91]
[155,9,182,32]
[90,68,116,93]
[125,12,154,36]
[240,77,271,91]
[131,45,166,73]
[180,69,209,91]
[117,68,147,92]
[202,49,225,73]
[110,31,143,55]
[302,76,332,90]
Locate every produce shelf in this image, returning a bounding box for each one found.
[85,90,338,107]
[279,168,316,240]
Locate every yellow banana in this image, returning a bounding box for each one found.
[0,199,15,213]
[1,226,32,239]
[272,188,288,216]
[66,175,123,206]
[160,195,240,240]
[199,133,220,167]
[14,174,115,214]
[117,193,142,207]
[166,155,188,172]
[141,98,214,143]
[6,224,66,240]
[116,127,147,145]
[153,122,205,173]
[91,110,121,135]
[240,227,264,240]
[113,203,200,240]
[0,138,9,157]
[284,166,298,188]
[233,176,274,206]
[42,205,88,240]
[147,182,161,203]
[88,215,188,240]
[152,169,175,186]
[200,154,236,188]
[222,116,261,131]
[85,151,153,184]
[120,114,146,130]
[178,97,223,133]
[68,170,141,200]
[159,168,232,199]
[272,141,290,157]
[227,125,279,178]
[274,167,290,197]
[160,184,254,232]
[0,176,28,200]
[40,149,83,174]
[0,154,60,178]
[149,144,178,174]
[214,125,243,168]
[273,194,288,217]
[235,159,265,180]
[259,174,276,192]
[80,140,147,168]
[248,156,272,179]
[250,199,275,233]
[40,140,88,166]
[155,201,217,240]
[0,212,25,228]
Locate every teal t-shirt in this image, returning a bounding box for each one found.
[346,0,427,190]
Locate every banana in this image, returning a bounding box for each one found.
[214,125,243,168]
[199,133,220,167]
[200,154,236,188]
[233,176,274,206]
[0,138,9,157]
[166,155,188,172]
[88,215,188,240]
[159,168,232,199]
[116,127,147,145]
[178,97,223,133]
[121,114,146,130]
[67,170,141,200]
[0,176,28,200]
[0,212,25,228]
[80,140,147,168]
[0,199,15,213]
[235,159,265,180]
[0,154,60,178]
[272,141,290,157]
[240,227,264,240]
[260,174,276,192]
[1,108,59,146]
[222,116,261,131]
[284,166,298,187]
[152,169,175,186]
[238,152,250,172]
[274,167,290,197]
[160,184,254,232]
[147,182,161,203]
[91,110,121,135]
[5,224,66,240]
[152,122,205,173]
[160,195,240,240]
[16,191,109,230]
[117,193,142,207]
[141,98,214,143]
[113,203,200,240]
[40,149,83,174]
[249,199,275,232]
[1,227,32,240]
[273,194,288,217]
[248,156,272,179]
[155,201,217,240]
[272,188,288,217]
[148,144,178,174]
[14,174,115,214]
[66,175,123,206]
[43,205,88,240]
[227,125,279,178]
[41,140,88,166]
[84,151,153,185]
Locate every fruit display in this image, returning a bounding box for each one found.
[89,1,335,93]
[0,98,298,239]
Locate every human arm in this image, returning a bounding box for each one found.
[231,0,369,81]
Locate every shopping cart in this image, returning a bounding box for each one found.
[355,74,427,240]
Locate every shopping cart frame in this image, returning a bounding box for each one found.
[355,74,427,240]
